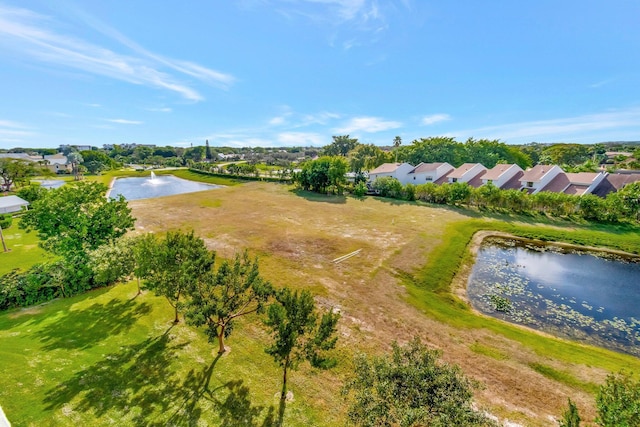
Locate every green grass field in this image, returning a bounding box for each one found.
[0,282,344,426]
[0,218,51,275]
[2,181,640,425]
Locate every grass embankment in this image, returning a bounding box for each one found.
[0,282,342,426]
[85,168,246,187]
[0,218,51,275]
[405,218,640,393]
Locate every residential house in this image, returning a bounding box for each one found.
[481,164,524,189]
[368,163,414,183]
[403,162,454,185]
[519,165,563,194]
[446,163,487,184]
[0,195,29,214]
[592,172,640,197]
[42,153,71,174]
[539,172,606,195]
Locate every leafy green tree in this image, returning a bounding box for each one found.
[16,184,47,203]
[611,182,640,221]
[142,230,215,323]
[0,158,38,192]
[264,288,340,400]
[343,337,495,427]
[20,181,134,294]
[184,251,273,355]
[323,135,360,157]
[349,144,392,173]
[559,398,581,427]
[596,371,640,426]
[21,182,133,257]
[89,236,136,287]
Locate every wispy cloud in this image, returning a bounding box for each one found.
[0,119,35,143]
[146,107,173,113]
[272,0,404,48]
[448,108,640,143]
[421,113,451,126]
[106,118,143,125]
[589,78,616,89]
[268,108,340,128]
[277,131,325,145]
[0,5,234,102]
[334,116,402,133]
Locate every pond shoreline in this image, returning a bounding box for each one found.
[457,231,640,356]
[453,230,640,307]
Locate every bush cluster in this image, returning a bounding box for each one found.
[371,177,640,224]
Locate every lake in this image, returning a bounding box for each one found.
[467,237,640,356]
[108,175,220,201]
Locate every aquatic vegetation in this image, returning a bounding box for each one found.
[468,238,640,356]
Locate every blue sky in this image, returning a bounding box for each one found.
[1,0,639,149]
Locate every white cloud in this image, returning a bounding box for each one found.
[421,113,451,126]
[146,107,172,113]
[334,116,402,133]
[106,118,143,125]
[448,108,640,143]
[0,5,234,102]
[277,132,325,146]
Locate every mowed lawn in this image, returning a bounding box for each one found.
[0,218,52,275]
[2,181,640,426]
[0,282,341,426]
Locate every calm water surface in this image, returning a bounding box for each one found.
[109,175,220,201]
[467,238,640,356]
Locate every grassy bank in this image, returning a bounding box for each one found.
[405,218,640,392]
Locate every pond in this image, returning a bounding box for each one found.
[108,174,221,201]
[467,237,640,356]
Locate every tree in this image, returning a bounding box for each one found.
[0,158,38,192]
[20,181,135,294]
[89,235,136,287]
[393,136,402,162]
[142,230,215,323]
[559,398,581,427]
[67,152,84,180]
[205,139,213,161]
[343,338,495,427]
[323,135,360,157]
[184,251,273,355]
[595,371,640,426]
[20,181,134,258]
[264,288,340,400]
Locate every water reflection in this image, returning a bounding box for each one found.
[109,175,220,201]
[467,238,640,356]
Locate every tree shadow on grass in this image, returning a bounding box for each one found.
[36,297,151,350]
[216,380,277,427]
[42,327,187,420]
[290,188,347,204]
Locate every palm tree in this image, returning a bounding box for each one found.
[393,136,402,163]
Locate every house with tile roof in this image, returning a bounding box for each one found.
[591,172,640,197]
[403,162,454,185]
[481,164,524,189]
[519,165,563,194]
[368,163,414,183]
[538,172,599,195]
[446,163,487,184]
